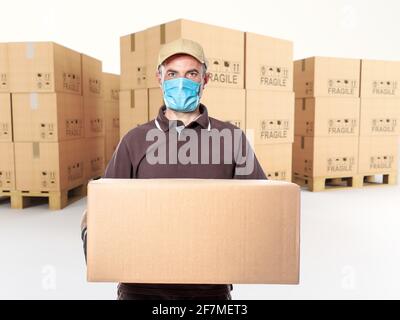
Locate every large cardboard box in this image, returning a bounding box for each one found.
[360,60,400,98]
[246,90,294,145]
[148,87,246,130]
[293,136,359,178]
[295,97,360,137]
[245,32,293,91]
[81,54,103,99]
[85,137,105,180]
[0,43,9,92]
[87,179,300,284]
[102,73,120,102]
[254,144,293,182]
[14,140,85,191]
[12,93,84,142]
[83,97,105,138]
[121,19,244,90]
[0,93,12,142]
[358,136,399,174]
[120,29,147,91]
[294,57,360,98]
[360,98,400,136]
[8,42,81,94]
[0,142,15,191]
[119,89,149,137]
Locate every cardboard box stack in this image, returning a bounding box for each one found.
[293,57,362,191]
[102,73,120,164]
[358,60,400,186]
[121,20,295,181]
[0,42,118,209]
[5,42,86,208]
[245,33,294,182]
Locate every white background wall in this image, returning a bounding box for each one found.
[1,0,399,74]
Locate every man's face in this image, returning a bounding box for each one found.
[157,54,209,88]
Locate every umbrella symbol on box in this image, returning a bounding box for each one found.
[212,60,220,71]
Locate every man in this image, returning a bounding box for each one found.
[81,38,267,300]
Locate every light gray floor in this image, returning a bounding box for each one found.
[1,184,400,300]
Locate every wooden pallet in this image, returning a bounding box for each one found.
[10,184,87,211]
[293,174,362,192]
[0,190,13,203]
[355,172,397,187]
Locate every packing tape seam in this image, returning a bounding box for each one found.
[26,42,35,60]
[160,24,166,45]
[130,34,136,52]
[30,93,38,110]
[32,142,40,159]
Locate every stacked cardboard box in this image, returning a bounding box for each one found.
[0,42,116,209]
[103,73,120,164]
[81,54,105,181]
[358,60,400,185]
[245,33,294,182]
[8,42,86,195]
[120,19,246,136]
[293,57,362,191]
[120,20,295,181]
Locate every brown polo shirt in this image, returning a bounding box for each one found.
[104,104,267,298]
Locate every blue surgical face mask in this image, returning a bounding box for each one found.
[162,77,201,113]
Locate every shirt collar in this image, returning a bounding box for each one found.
[155,104,211,132]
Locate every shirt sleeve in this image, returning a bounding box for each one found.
[104,137,134,179]
[233,130,267,180]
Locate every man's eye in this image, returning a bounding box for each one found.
[167,72,176,77]
[189,72,199,77]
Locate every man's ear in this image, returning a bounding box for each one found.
[203,72,210,88]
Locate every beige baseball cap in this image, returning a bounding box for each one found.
[157,38,209,70]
